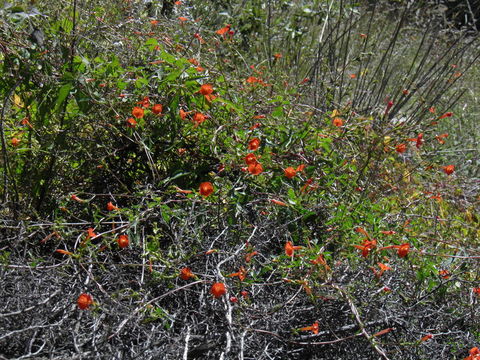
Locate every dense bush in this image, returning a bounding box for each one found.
[0,1,479,359]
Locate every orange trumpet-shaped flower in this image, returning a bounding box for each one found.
[299,321,319,334]
[198,84,216,102]
[138,96,150,108]
[55,249,74,256]
[199,84,213,95]
[193,112,206,126]
[438,112,453,119]
[152,104,163,114]
[210,282,227,298]
[71,194,84,202]
[439,269,450,279]
[270,199,288,206]
[436,133,449,144]
[332,117,343,127]
[284,167,297,179]
[245,251,258,263]
[395,143,407,153]
[442,165,455,175]
[296,164,305,172]
[248,162,263,175]
[465,347,480,360]
[77,293,93,310]
[193,33,205,44]
[310,254,330,270]
[373,327,394,337]
[216,24,231,35]
[372,262,392,278]
[227,267,247,281]
[248,138,260,151]
[396,243,410,258]
[420,334,433,342]
[179,267,195,280]
[199,182,214,197]
[117,234,129,249]
[132,106,144,119]
[353,238,377,258]
[244,153,257,165]
[11,137,20,147]
[126,118,137,128]
[285,241,302,257]
[106,202,119,211]
[407,133,423,148]
[179,109,188,120]
[86,228,97,240]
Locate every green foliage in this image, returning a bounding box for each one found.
[0,1,479,358]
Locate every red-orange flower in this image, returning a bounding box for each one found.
[244,153,257,165]
[199,84,213,95]
[193,112,206,126]
[248,162,263,175]
[179,109,188,120]
[77,293,93,310]
[55,249,74,256]
[199,182,214,197]
[442,165,455,175]
[285,241,302,257]
[296,164,306,172]
[126,118,137,128]
[132,106,144,119]
[385,100,394,116]
[372,262,392,278]
[270,199,288,206]
[284,167,297,179]
[86,228,97,240]
[436,133,449,144]
[138,96,150,108]
[152,104,163,114]
[106,202,119,211]
[396,243,410,258]
[395,143,407,153]
[188,58,199,66]
[178,16,188,22]
[11,137,20,147]
[245,251,258,263]
[179,267,195,280]
[438,112,453,119]
[71,194,83,202]
[473,288,480,295]
[248,138,260,151]
[299,321,319,334]
[210,282,227,298]
[117,234,129,249]
[216,24,231,35]
[407,133,423,148]
[353,238,377,258]
[227,267,247,281]
[332,117,343,127]
[465,347,480,360]
[193,33,205,44]
[439,269,450,279]
[420,334,433,342]
[198,84,216,102]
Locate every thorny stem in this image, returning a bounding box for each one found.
[332,284,391,360]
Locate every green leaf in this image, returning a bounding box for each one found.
[53,83,73,113]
